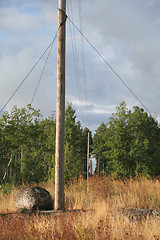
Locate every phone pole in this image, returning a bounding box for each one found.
[55,0,66,210]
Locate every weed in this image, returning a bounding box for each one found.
[0,176,160,239]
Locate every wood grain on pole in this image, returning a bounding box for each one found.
[55,0,66,210]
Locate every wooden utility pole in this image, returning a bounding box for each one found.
[55,0,66,210]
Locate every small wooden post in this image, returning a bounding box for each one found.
[87,131,90,180]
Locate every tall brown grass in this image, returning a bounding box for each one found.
[0,175,160,239]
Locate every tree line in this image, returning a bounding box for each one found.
[0,101,160,189]
[0,103,91,187]
[93,102,160,178]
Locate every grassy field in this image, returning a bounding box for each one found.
[0,176,160,239]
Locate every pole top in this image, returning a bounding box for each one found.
[59,0,66,13]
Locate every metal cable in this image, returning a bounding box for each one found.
[68,0,83,102]
[67,0,80,101]
[0,32,58,115]
[77,0,89,127]
[67,16,152,116]
[31,38,55,105]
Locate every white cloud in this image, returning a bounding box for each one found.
[0,7,38,34]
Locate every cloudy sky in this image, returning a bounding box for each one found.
[0,0,160,133]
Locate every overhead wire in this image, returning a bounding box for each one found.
[67,0,82,102]
[31,38,54,105]
[77,0,89,128]
[0,31,58,115]
[0,10,153,121]
[67,15,152,117]
[67,0,80,102]
[67,0,86,125]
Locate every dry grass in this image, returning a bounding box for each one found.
[0,176,160,239]
[0,188,18,213]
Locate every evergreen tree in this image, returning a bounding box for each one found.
[65,103,85,181]
[0,103,91,186]
[93,102,160,177]
[93,123,107,175]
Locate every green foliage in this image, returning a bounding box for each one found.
[0,182,14,195]
[65,103,89,181]
[0,103,90,187]
[93,101,160,178]
[2,100,158,186]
